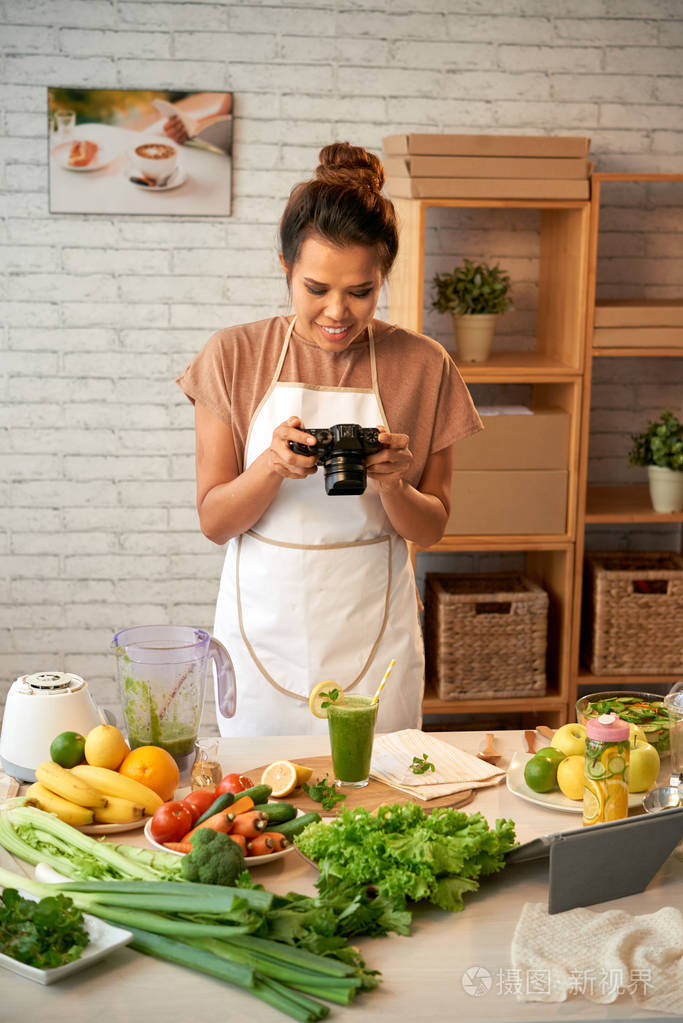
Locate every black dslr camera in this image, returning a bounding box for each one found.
[290,423,382,496]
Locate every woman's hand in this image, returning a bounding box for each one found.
[163,114,189,144]
[366,428,413,492]
[267,416,319,481]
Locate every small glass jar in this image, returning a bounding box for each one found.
[190,739,222,790]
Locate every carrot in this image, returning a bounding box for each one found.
[227,833,247,854]
[260,831,289,852]
[225,795,255,818]
[163,841,192,854]
[247,834,275,856]
[184,810,232,844]
[228,809,268,839]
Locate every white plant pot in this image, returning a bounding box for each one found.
[647,465,683,513]
[452,313,498,363]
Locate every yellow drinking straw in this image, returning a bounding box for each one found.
[372,658,396,703]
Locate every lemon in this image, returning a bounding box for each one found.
[308,681,345,719]
[556,755,584,801]
[49,731,86,769]
[261,760,299,797]
[84,724,130,770]
[583,777,603,825]
[292,762,313,786]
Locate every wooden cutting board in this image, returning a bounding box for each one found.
[246,755,474,815]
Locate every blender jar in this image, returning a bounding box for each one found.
[111,625,235,779]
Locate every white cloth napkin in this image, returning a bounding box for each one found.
[511,901,683,1014]
[370,729,505,801]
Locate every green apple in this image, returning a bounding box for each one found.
[629,723,647,747]
[551,722,587,757]
[628,737,660,793]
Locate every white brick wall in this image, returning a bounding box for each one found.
[1,0,682,732]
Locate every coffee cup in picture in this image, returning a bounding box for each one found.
[131,137,178,182]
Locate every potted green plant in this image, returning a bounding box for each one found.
[629,408,683,512]
[432,258,513,362]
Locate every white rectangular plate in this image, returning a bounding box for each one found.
[0,891,132,985]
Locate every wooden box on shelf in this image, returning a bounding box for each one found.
[424,572,548,701]
[582,551,683,676]
[448,406,570,535]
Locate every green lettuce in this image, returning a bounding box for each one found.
[295,803,517,927]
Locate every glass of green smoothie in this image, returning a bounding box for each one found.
[327,695,378,788]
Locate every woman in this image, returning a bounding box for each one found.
[176,142,482,736]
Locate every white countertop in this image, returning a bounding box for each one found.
[2,730,681,1022]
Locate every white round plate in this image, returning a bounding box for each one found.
[128,165,187,191]
[506,752,643,814]
[51,139,120,172]
[143,816,296,866]
[79,816,150,835]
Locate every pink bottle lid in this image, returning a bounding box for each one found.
[585,711,629,742]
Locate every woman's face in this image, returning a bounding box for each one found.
[283,234,384,352]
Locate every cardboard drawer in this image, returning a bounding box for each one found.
[446,469,568,535]
[452,408,570,470]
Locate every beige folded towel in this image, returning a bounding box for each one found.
[0,770,20,801]
[511,901,683,1014]
[370,729,504,802]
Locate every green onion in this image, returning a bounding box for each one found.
[128,929,328,1022]
[58,879,273,912]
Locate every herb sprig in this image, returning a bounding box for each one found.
[302,773,347,812]
[320,688,341,710]
[0,888,89,969]
[410,753,436,775]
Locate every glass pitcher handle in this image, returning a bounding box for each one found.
[210,637,236,718]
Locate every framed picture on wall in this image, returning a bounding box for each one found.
[47,88,233,216]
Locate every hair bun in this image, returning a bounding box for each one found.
[316,142,385,194]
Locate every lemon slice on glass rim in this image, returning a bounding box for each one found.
[308,680,345,719]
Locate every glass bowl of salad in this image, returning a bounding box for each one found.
[576,691,671,756]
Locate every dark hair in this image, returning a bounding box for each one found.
[279,142,399,279]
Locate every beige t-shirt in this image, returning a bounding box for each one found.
[176,315,482,488]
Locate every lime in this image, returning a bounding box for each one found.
[50,731,86,769]
[524,754,558,793]
[535,747,567,764]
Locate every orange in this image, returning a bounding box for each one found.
[118,745,179,801]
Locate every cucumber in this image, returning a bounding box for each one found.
[238,783,272,805]
[274,811,321,839]
[253,802,297,825]
[194,791,235,827]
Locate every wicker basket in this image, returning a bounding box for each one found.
[583,551,683,675]
[424,572,548,700]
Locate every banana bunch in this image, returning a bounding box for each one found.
[27,761,161,827]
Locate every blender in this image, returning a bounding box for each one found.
[111,625,236,781]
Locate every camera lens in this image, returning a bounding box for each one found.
[323,454,367,495]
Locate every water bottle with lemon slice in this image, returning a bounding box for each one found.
[583,712,630,826]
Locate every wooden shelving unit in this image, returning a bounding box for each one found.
[390,174,681,727]
[390,194,591,726]
[570,172,683,711]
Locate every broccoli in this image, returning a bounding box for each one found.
[180,828,246,886]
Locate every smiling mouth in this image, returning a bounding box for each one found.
[317,323,352,338]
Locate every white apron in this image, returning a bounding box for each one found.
[213,317,425,736]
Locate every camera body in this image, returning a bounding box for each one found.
[290,423,382,496]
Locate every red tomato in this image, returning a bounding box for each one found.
[181,789,217,823]
[150,800,193,843]
[215,773,253,796]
